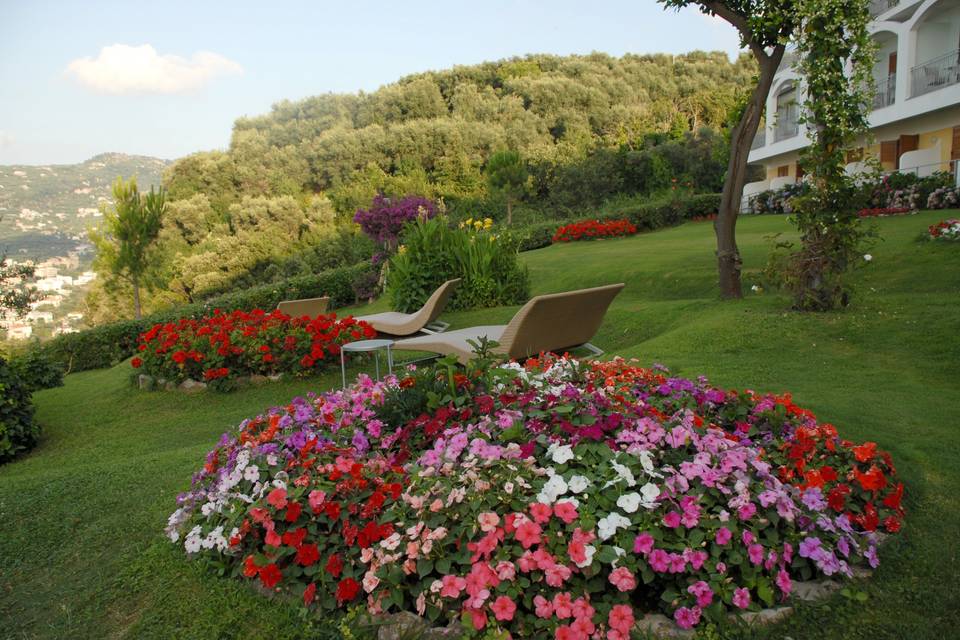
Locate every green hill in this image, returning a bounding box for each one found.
[2,212,958,638]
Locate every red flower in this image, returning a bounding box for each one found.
[853,441,877,463]
[855,466,887,492]
[827,484,850,511]
[258,563,283,589]
[303,582,317,606]
[335,578,360,604]
[324,501,341,521]
[285,501,302,523]
[281,527,307,548]
[883,516,902,533]
[131,357,143,368]
[296,543,321,567]
[882,482,904,511]
[242,554,259,578]
[325,553,344,577]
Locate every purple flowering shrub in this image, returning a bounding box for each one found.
[353,194,437,249]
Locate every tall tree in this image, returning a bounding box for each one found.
[658,1,799,298]
[0,259,38,317]
[484,150,529,226]
[89,177,166,319]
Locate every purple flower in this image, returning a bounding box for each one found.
[798,536,822,559]
[802,487,827,511]
[865,544,880,569]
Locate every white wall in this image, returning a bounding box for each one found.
[916,4,960,64]
[899,141,942,177]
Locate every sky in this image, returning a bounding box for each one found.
[0,0,743,166]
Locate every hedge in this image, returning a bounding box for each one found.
[0,355,38,464]
[36,262,376,373]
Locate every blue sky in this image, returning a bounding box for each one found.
[0,0,742,166]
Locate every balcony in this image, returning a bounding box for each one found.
[751,130,766,150]
[911,50,960,98]
[873,74,896,110]
[869,0,899,17]
[774,110,800,142]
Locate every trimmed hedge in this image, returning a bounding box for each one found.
[516,221,559,252]
[36,262,376,373]
[0,355,38,464]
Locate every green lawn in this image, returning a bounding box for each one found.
[2,212,959,639]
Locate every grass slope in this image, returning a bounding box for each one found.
[2,212,958,639]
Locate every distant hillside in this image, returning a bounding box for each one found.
[0,153,169,260]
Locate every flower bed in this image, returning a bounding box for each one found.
[168,355,903,636]
[132,309,374,389]
[857,207,914,218]
[553,219,638,243]
[927,219,960,241]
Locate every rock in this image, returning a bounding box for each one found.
[737,607,794,626]
[792,579,841,601]
[377,611,428,640]
[851,565,873,579]
[267,373,284,382]
[422,624,462,640]
[137,374,155,390]
[634,613,694,639]
[164,381,176,391]
[248,374,268,386]
[179,379,207,394]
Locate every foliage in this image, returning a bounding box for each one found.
[0,354,38,464]
[387,216,529,312]
[925,186,960,211]
[485,150,529,225]
[0,256,39,317]
[8,349,64,391]
[784,0,875,311]
[516,222,562,252]
[748,183,810,215]
[927,219,960,241]
[552,219,638,243]
[132,309,374,389]
[353,194,438,249]
[601,192,722,230]
[34,262,375,372]
[167,354,902,635]
[89,177,166,319]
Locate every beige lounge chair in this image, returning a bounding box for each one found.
[354,278,461,337]
[277,296,330,318]
[392,283,624,365]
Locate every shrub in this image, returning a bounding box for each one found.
[387,216,529,312]
[353,194,437,249]
[168,355,902,635]
[36,262,375,373]
[553,219,637,243]
[601,193,722,230]
[926,186,960,210]
[9,350,64,391]
[516,222,558,252]
[132,309,375,389]
[0,355,38,464]
[927,218,960,241]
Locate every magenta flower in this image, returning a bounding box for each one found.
[715,526,732,545]
[633,533,655,554]
[663,511,682,528]
[733,587,751,609]
[748,543,764,565]
[674,606,702,629]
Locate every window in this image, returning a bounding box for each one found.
[777,165,789,177]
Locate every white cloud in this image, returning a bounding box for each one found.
[65,44,242,95]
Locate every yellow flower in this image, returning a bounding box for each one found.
[465,217,473,226]
[474,220,483,230]
[398,245,407,254]
[483,218,493,229]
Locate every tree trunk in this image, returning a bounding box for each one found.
[132,277,142,320]
[714,45,786,299]
[506,199,513,226]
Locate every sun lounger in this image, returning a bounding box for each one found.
[354,278,461,337]
[277,296,330,318]
[392,283,624,364]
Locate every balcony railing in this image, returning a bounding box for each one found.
[774,110,800,142]
[873,74,896,109]
[751,130,766,150]
[869,0,899,17]
[911,50,960,97]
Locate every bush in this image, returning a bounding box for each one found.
[132,309,375,389]
[167,354,902,635]
[9,350,64,391]
[36,262,376,373]
[0,355,38,464]
[516,222,558,252]
[387,216,529,312]
[601,193,722,230]
[353,194,437,249]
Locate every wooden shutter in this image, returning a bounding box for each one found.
[777,165,789,177]
[951,126,960,161]
[899,134,919,155]
[888,52,897,75]
[880,140,898,165]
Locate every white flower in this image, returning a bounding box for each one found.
[751,284,760,292]
[559,496,580,509]
[610,460,636,487]
[184,535,201,553]
[616,492,642,513]
[863,254,872,261]
[243,465,260,483]
[201,502,216,517]
[637,450,659,476]
[640,482,661,506]
[568,475,590,494]
[574,544,596,568]
[548,443,575,465]
[380,532,402,551]
[537,474,569,504]
[266,454,278,466]
[611,546,626,567]
[504,481,515,494]
[597,512,631,541]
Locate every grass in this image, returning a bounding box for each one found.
[2,211,959,639]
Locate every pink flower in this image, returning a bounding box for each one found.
[687,550,708,570]
[572,616,596,637]
[518,551,537,572]
[571,597,595,620]
[633,532,654,554]
[568,540,587,565]
[608,604,634,632]
[439,575,466,598]
[534,594,554,618]
[552,592,573,619]
[733,587,751,609]
[674,606,701,629]
[715,561,727,574]
[308,490,326,512]
[554,500,579,524]
[491,595,516,622]
[668,553,687,573]
[741,530,755,546]
[649,548,670,572]
[530,502,553,524]
[715,526,732,545]
[686,580,713,608]
[477,512,500,532]
[555,626,575,640]
[663,511,682,528]
[738,502,756,520]
[266,488,288,510]
[514,520,543,549]
[495,561,516,581]
[545,563,573,587]
[748,544,764,565]
[429,499,443,512]
[776,568,792,596]
[608,567,637,592]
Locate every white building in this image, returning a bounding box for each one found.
[26,310,54,324]
[747,0,960,199]
[7,324,33,340]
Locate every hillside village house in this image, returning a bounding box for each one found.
[745,0,960,203]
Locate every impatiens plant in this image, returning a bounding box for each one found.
[927,219,960,241]
[553,219,638,243]
[133,308,374,388]
[169,354,904,636]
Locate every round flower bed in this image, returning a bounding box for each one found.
[927,218,960,241]
[132,309,375,389]
[168,355,903,637]
[553,219,638,243]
